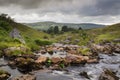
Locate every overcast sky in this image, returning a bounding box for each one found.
[0,0,120,24]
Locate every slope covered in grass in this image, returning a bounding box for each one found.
[88,23,120,43]
[0,14,51,52]
[51,23,120,45]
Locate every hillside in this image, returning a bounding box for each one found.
[24,21,105,30]
[0,14,51,52]
[88,23,120,43]
[52,23,120,45]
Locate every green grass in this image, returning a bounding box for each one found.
[0,17,52,53]
[49,23,120,45]
[87,23,120,43]
[0,14,120,56]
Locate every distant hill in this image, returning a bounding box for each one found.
[24,21,105,30]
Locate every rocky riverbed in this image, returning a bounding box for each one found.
[0,43,120,80]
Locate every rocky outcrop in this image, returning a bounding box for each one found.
[9,28,25,44]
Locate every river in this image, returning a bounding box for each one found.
[0,53,120,80]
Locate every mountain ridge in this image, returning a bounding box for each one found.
[24,21,105,30]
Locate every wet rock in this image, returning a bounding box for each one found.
[50,64,61,70]
[0,64,7,67]
[8,61,16,69]
[99,69,119,80]
[0,70,11,80]
[35,56,47,63]
[13,74,36,80]
[89,44,103,53]
[64,54,88,65]
[90,44,114,54]
[114,44,120,53]
[40,50,47,54]
[51,57,62,64]
[79,71,90,79]
[87,58,99,63]
[15,57,35,72]
[48,51,54,55]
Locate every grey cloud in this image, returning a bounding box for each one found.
[0,0,45,9]
[0,0,120,24]
[0,0,120,16]
[81,0,120,16]
[0,0,74,9]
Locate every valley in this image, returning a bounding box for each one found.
[0,14,120,80]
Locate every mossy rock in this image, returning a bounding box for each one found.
[0,70,11,80]
[78,47,91,56]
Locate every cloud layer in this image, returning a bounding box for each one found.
[0,0,120,24]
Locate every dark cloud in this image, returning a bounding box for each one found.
[81,0,120,16]
[0,0,74,9]
[0,0,120,24]
[0,0,120,16]
[0,0,45,9]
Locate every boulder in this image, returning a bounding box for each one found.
[8,61,16,69]
[48,51,54,55]
[114,44,120,53]
[90,44,115,54]
[35,56,47,63]
[15,57,35,72]
[64,54,88,65]
[0,70,11,80]
[51,57,62,64]
[3,46,29,58]
[9,28,25,44]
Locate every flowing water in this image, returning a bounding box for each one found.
[0,53,120,80]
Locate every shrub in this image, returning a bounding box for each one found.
[30,44,40,51]
[35,39,52,46]
[13,38,22,44]
[79,47,90,56]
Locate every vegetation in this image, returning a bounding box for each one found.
[0,13,51,54]
[0,13,120,56]
[87,23,120,43]
[46,25,80,34]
